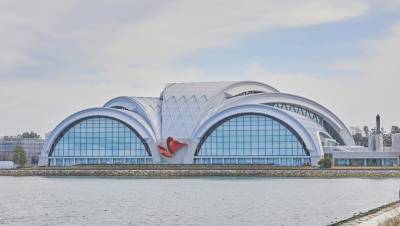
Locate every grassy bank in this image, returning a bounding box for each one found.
[329,201,400,226]
[380,215,400,226]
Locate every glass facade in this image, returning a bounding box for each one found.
[195,114,310,166]
[49,116,151,166]
[334,158,398,167]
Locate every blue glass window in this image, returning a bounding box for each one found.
[195,114,310,166]
[49,116,151,166]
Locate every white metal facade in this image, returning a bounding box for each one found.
[39,81,354,166]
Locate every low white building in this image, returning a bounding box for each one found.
[324,146,400,167]
[0,161,15,169]
[324,130,400,167]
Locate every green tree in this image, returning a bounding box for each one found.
[17,131,41,139]
[13,145,27,167]
[363,126,370,137]
[318,156,332,168]
[383,133,392,146]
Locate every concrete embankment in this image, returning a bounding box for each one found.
[329,201,400,226]
[2,166,400,177]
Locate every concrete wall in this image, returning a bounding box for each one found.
[3,168,400,177]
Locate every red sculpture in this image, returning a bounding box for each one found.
[157,145,173,158]
[167,137,187,154]
[158,137,187,158]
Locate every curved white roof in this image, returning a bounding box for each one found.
[186,104,323,165]
[104,96,162,139]
[161,81,279,139]
[198,92,354,146]
[39,107,161,166]
[41,81,354,166]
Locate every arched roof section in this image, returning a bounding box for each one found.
[159,81,279,139]
[201,81,279,113]
[197,81,279,128]
[221,80,280,96]
[199,92,355,146]
[103,96,161,139]
[41,107,159,160]
[187,104,322,164]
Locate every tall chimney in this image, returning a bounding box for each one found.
[376,114,381,134]
[369,114,384,151]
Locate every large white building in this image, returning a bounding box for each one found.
[39,81,399,167]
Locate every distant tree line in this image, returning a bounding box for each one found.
[18,131,41,139]
[353,126,400,147]
[2,131,41,139]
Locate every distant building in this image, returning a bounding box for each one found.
[0,138,45,166]
[325,115,400,167]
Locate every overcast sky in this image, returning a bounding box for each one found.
[1,0,400,137]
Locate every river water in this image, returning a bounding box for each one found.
[0,177,399,226]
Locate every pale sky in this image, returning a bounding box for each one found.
[1,0,400,137]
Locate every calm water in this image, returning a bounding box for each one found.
[0,177,400,226]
